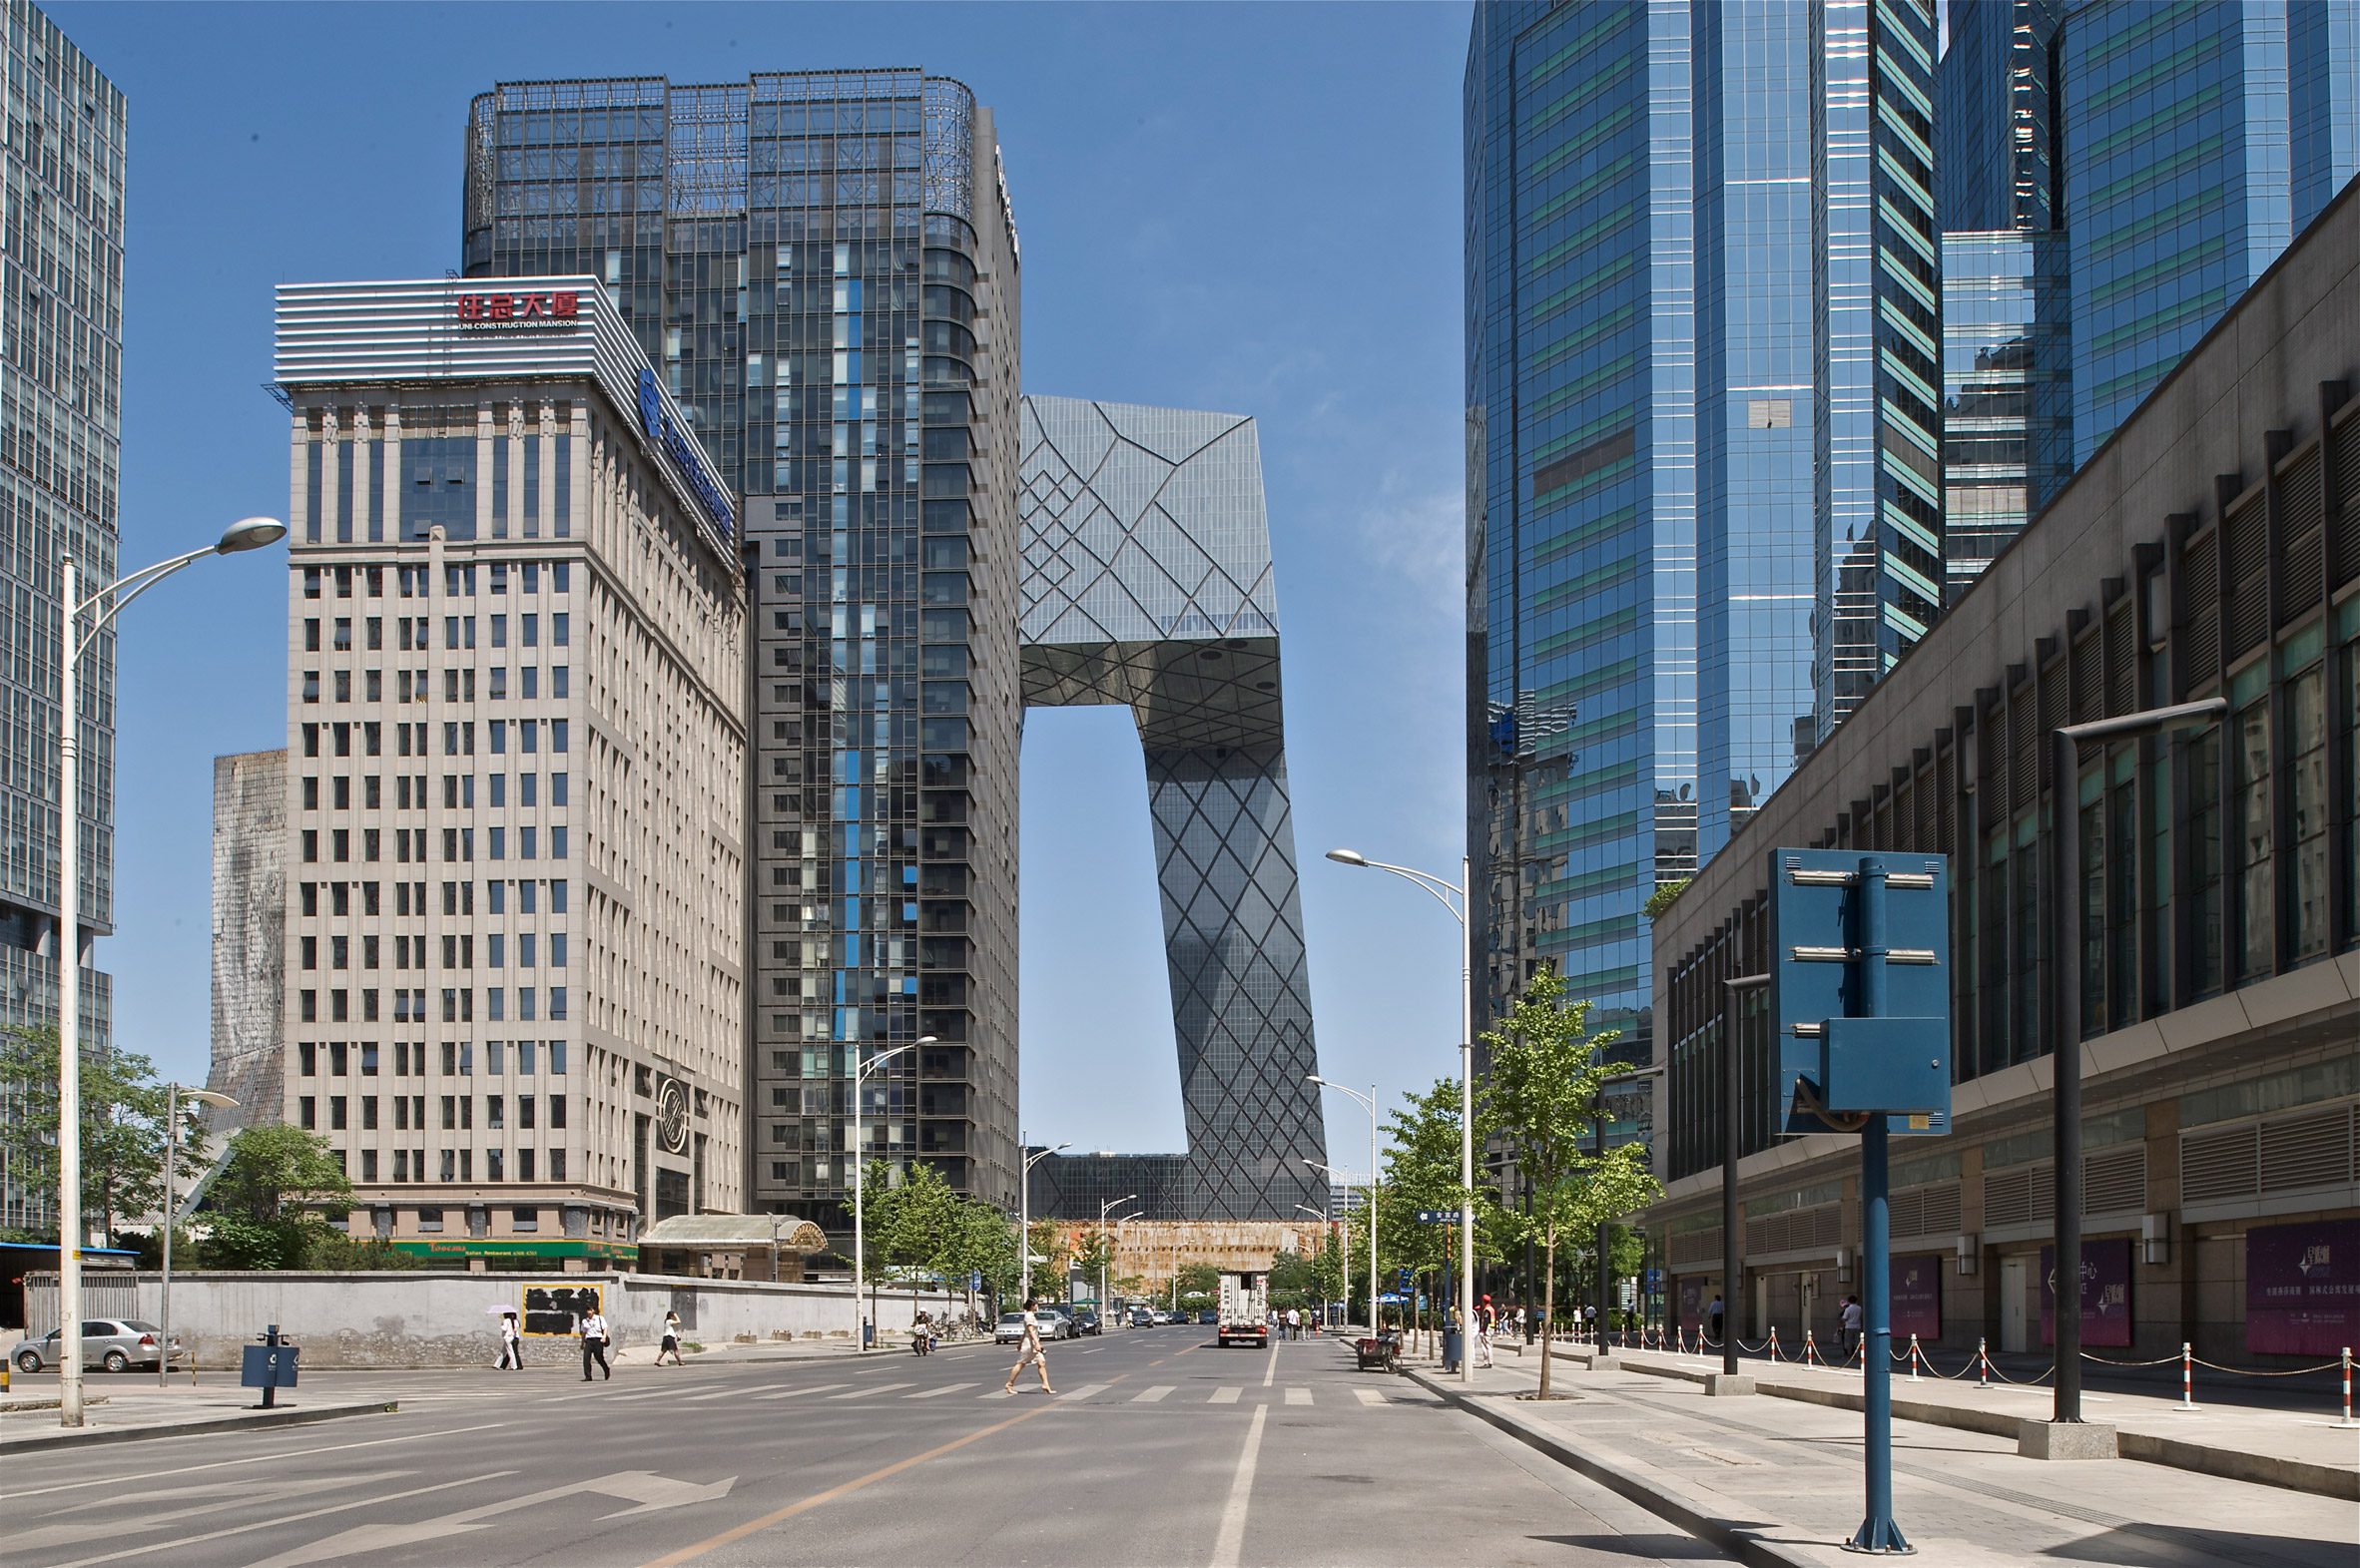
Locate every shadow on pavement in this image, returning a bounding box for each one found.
[1529,1533,1725,1560]
[2044,1524,2350,1566]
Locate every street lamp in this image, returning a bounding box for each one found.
[56,516,284,1426]
[1326,848,1475,1382]
[158,1085,236,1387]
[2048,698,2224,1425]
[1721,974,1770,1377]
[1309,1075,1381,1332]
[850,1034,933,1351]
[1097,1197,1139,1318]
[1016,1135,1070,1307]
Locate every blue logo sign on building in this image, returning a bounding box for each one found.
[637,366,735,539]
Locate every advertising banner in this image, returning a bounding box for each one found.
[1678,1276,1703,1330]
[2245,1218,2360,1356]
[1891,1254,1943,1340]
[2040,1238,2132,1347]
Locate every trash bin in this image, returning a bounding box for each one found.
[1443,1327,1464,1371]
[863,1320,874,1348]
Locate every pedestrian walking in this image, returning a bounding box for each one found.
[495,1309,523,1370]
[1002,1297,1055,1393]
[658,1309,686,1366]
[578,1305,613,1381]
[1706,1293,1725,1347]
[1285,1306,1301,1340]
[1475,1295,1495,1368]
[1839,1295,1864,1361]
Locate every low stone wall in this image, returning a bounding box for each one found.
[26,1271,957,1367]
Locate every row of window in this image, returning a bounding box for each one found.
[348,1148,567,1185]
[296,1039,570,1076]
[297,1091,568,1133]
[297,878,571,918]
[301,562,566,601]
[300,772,572,815]
[296,719,574,762]
[295,986,569,1023]
[300,821,570,864]
[297,931,569,970]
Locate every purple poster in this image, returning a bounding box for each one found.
[2246,1219,2360,1357]
[1678,1277,1703,1330]
[1890,1255,1943,1341]
[2040,1238,2133,1348]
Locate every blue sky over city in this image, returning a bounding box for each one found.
[59,0,1472,1168]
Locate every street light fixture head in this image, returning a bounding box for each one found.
[1324,848,1368,867]
[214,517,287,554]
[914,1034,939,1046]
[182,1089,239,1110]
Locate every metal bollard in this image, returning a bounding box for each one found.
[1908,1333,1923,1382]
[1975,1336,1991,1389]
[2175,1341,2199,1411]
[1803,1327,1820,1367]
[2338,1347,2357,1430]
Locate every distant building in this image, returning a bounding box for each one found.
[208,751,286,1136]
[270,276,747,1266]
[0,3,125,1238]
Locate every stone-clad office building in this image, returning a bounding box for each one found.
[271,278,746,1262]
[1645,181,2360,1362]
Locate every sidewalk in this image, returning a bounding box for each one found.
[1403,1350,2358,1568]
[1543,1338,2357,1501]
[0,1383,393,1453]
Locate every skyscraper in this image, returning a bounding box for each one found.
[1464,0,1938,1056]
[2063,0,2360,463]
[0,3,124,1236]
[462,74,1023,1227]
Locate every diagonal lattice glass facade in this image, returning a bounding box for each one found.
[1016,397,1327,1223]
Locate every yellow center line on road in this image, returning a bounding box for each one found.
[635,1373,1129,1568]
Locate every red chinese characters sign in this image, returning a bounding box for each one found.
[453,290,581,326]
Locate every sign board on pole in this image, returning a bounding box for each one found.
[1769,848,1952,1135]
[1642,1268,1664,1294]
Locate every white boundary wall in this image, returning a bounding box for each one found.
[23,1271,958,1367]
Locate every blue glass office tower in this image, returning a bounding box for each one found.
[2064,0,2360,463]
[1466,0,1695,1052]
[1466,0,1938,1056]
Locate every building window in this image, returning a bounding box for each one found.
[418,1206,444,1233]
[2233,694,2273,982]
[2287,659,2329,960]
[2188,726,2224,997]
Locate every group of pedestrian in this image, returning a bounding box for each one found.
[1263,1307,1313,1339]
[493,1306,688,1378]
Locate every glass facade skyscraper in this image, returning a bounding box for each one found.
[463,73,1023,1227]
[1465,0,1938,1058]
[1940,231,2072,602]
[2064,0,2360,464]
[0,3,123,1236]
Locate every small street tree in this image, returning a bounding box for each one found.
[1025,1219,1070,1300]
[1378,1076,1504,1350]
[1072,1227,1118,1305]
[0,1027,191,1241]
[1478,968,1663,1397]
[942,1199,1020,1316]
[206,1123,353,1269]
[864,1158,959,1326]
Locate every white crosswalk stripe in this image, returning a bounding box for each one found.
[682,1386,741,1402]
[1209,1386,1243,1404]
[756,1382,850,1400]
[979,1386,1017,1398]
[1285,1387,1312,1405]
[827,1381,913,1399]
[1056,1382,1110,1401]
[1354,1387,1389,1406]
[903,1383,973,1399]
[1131,1385,1175,1403]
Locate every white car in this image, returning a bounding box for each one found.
[993,1308,1074,1344]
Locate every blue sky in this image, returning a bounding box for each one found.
[58,0,1472,1174]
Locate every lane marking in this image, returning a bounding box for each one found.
[1056,1382,1108,1401]
[1206,1404,1268,1568]
[1147,1357,1167,1367]
[1284,1387,1312,1406]
[1131,1385,1175,1403]
[1354,1387,1388,1406]
[755,1382,849,1400]
[633,1399,1065,1568]
[682,1387,741,1402]
[1209,1386,1243,1404]
[903,1383,972,1399]
[826,1381,913,1400]
[46,1472,510,1568]
[6,1423,513,1499]
[978,1387,1016,1399]
[1261,1340,1279,1387]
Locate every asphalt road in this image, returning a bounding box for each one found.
[4,1326,1726,1568]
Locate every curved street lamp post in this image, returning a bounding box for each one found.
[850,1034,934,1350]
[1325,849,1475,1383]
[1307,1073,1381,1332]
[57,517,284,1426]
[1016,1136,1070,1307]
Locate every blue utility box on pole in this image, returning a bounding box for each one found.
[1769,849,1952,1556]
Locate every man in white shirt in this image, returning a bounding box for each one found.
[578,1307,612,1381]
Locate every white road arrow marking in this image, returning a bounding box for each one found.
[13,1477,375,1553]
[234,1470,735,1568]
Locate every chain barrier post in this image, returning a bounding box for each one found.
[1769,1324,1781,1362]
[1908,1333,1923,1382]
[2176,1342,2198,1412]
[1804,1326,1819,1367]
[2337,1347,2355,1430]
[1976,1336,1990,1389]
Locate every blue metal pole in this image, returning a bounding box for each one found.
[1849,856,1909,1554]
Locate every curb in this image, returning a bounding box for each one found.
[1404,1369,1820,1568]
[1571,1349,2360,1502]
[0,1399,395,1454]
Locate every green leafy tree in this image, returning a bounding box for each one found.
[0,1026,195,1238]
[1478,968,1664,1396]
[1025,1219,1071,1298]
[1376,1076,1505,1348]
[940,1198,1020,1313]
[863,1158,960,1324]
[1174,1261,1219,1301]
[204,1123,353,1270]
[1072,1227,1118,1304]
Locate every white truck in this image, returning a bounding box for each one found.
[1216,1270,1269,1347]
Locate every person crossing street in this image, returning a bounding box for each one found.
[578,1305,613,1381]
[1002,1297,1055,1394]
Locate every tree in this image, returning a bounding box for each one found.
[0,1027,195,1239]
[1478,968,1663,1396]
[863,1158,959,1327]
[204,1124,353,1270]
[1377,1076,1505,1350]
[1072,1227,1118,1303]
[1025,1219,1070,1297]
[940,1199,1020,1315]
[1174,1261,1219,1307]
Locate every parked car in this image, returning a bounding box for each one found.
[994,1311,1029,1344]
[1037,1307,1076,1339]
[1128,1307,1155,1328]
[13,1318,186,1374]
[1070,1308,1102,1336]
[1196,1308,1218,1325]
